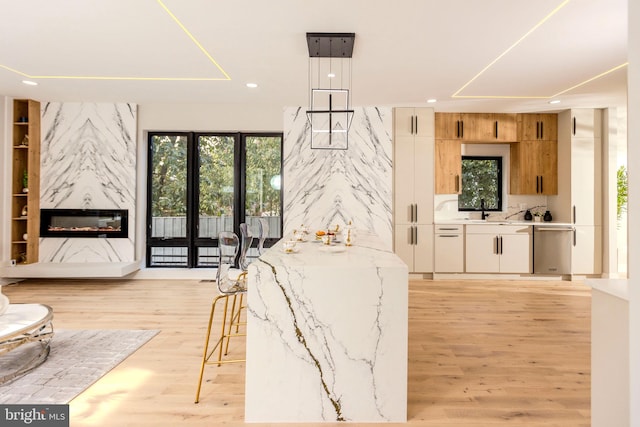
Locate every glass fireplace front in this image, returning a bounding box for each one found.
[40,209,129,238]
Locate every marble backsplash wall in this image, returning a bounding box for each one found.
[283,107,392,249]
[39,103,137,262]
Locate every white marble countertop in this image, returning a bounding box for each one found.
[260,230,405,269]
[245,230,408,422]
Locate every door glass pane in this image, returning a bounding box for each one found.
[150,135,187,238]
[245,135,282,244]
[198,135,236,239]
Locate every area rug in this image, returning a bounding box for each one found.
[0,329,159,404]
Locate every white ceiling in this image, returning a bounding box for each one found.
[0,0,628,113]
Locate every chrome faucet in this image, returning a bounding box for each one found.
[480,199,489,220]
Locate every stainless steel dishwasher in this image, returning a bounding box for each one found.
[533,224,575,274]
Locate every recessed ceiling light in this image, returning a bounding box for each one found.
[327,73,336,78]
[427,98,437,103]
[549,99,561,104]
[22,80,38,86]
[246,83,258,88]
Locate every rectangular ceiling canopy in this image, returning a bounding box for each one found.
[306,33,355,58]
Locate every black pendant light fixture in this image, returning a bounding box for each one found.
[306,32,355,150]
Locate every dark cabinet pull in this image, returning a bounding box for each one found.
[536,176,539,193]
[573,205,576,224]
[415,115,418,135]
[540,121,544,139]
[410,116,414,135]
[572,117,576,135]
[540,176,543,193]
[409,226,413,245]
[536,122,540,139]
[495,121,498,138]
[500,236,503,254]
[414,204,418,222]
[414,226,418,245]
[573,229,577,246]
[460,120,464,138]
[456,120,460,138]
[494,236,498,254]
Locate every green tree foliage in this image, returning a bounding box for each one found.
[459,158,500,210]
[151,135,282,218]
[617,165,628,220]
[151,135,188,217]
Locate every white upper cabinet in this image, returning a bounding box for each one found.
[394,108,434,138]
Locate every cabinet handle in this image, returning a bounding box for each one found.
[414,226,418,245]
[455,174,460,192]
[540,121,544,139]
[572,117,576,135]
[409,226,413,245]
[500,236,503,254]
[438,234,459,238]
[540,176,543,193]
[415,115,418,135]
[409,204,414,222]
[414,204,418,223]
[495,121,498,138]
[536,122,540,139]
[494,236,499,254]
[456,120,460,138]
[460,120,464,138]
[573,229,577,246]
[536,176,539,193]
[573,205,576,224]
[410,116,414,134]
[438,227,459,231]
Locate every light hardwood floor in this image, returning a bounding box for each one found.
[3,278,591,427]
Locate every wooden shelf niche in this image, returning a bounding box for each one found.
[11,99,41,264]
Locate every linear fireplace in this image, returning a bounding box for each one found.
[40,209,129,238]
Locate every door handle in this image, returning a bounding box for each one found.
[540,176,543,193]
[494,236,498,254]
[410,116,414,135]
[409,226,413,245]
[536,176,539,193]
[573,229,577,246]
[456,120,460,138]
[540,121,544,139]
[495,121,498,138]
[415,115,418,135]
[500,236,503,254]
[572,117,576,135]
[536,121,540,139]
[414,204,418,223]
[414,226,418,245]
[460,120,464,138]
[573,205,576,224]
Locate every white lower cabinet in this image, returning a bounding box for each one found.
[572,225,601,275]
[394,224,433,273]
[434,225,464,273]
[465,225,531,274]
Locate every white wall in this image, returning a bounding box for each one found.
[628,1,640,424]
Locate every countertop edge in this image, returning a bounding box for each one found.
[587,278,629,301]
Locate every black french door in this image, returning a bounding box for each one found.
[146,132,282,268]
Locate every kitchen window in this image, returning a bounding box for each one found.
[458,156,503,212]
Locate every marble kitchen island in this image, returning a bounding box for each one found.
[245,231,408,423]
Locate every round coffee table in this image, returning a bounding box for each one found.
[0,304,54,384]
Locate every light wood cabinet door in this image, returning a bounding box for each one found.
[435,113,463,139]
[510,140,557,195]
[435,139,461,194]
[493,113,517,141]
[517,113,557,141]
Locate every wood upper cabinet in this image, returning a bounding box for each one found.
[435,113,516,141]
[435,139,461,194]
[517,113,557,141]
[510,139,557,195]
